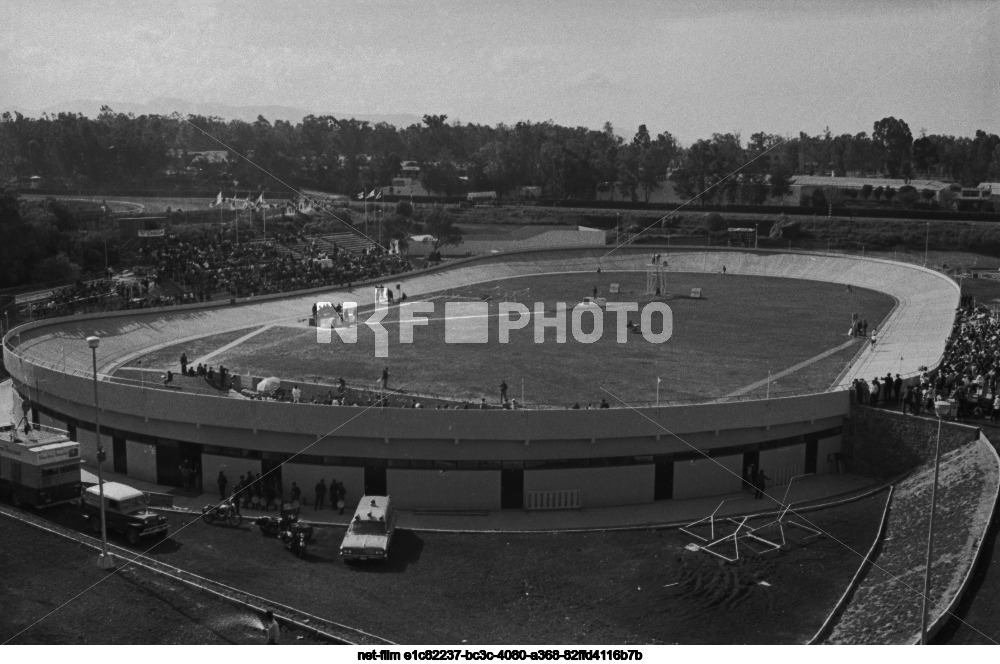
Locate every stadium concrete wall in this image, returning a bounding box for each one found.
[201,454,262,499]
[125,439,158,484]
[844,406,980,479]
[388,469,502,511]
[673,453,743,500]
[2,246,960,513]
[523,465,655,507]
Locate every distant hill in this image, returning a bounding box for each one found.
[24,96,422,128]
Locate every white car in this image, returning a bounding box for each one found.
[339,495,396,563]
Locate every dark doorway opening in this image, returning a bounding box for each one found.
[654,461,674,501]
[500,468,524,509]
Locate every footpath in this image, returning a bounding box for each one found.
[84,463,880,534]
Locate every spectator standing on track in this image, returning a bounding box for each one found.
[870,378,880,406]
[500,379,508,403]
[902,385,914,414]
[292,385,301,403]
[893,374,903,402]
[180,352,187,375]
[382,367,390,390]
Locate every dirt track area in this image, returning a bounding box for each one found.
[0,519,320,645]
[1,494,886,645]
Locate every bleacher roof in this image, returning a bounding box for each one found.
[790,176,953,191]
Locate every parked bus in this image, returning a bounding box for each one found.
[0,423,81,508]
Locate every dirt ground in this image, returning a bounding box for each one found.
[0,519,320,645]
[2,494,886,645]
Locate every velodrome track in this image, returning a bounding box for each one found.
[6,248,959,396]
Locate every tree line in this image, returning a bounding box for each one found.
[1,107,999,202]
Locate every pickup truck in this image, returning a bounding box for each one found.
[81,481,169,545]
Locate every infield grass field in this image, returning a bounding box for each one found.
[136,272,894,406]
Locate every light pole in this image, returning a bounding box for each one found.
[87,335,115,570]
[921,399,952,643]
[656,377,661,407]
[924,222,930,267]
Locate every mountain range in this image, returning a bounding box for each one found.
[10,96,423,128]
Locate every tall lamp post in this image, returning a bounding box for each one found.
[87,335,115,570]
[920,399,952,643]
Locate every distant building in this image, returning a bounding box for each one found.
[789,175,955,206]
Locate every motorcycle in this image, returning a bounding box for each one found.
[278,527,308,558]
[256,509,313,542]
[202,501,242,527]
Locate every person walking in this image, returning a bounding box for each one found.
[335,481,347,515]
[381,367,390,390]
[217,471,228,501]
[314,478,326,510]
[754,468,770,500]
[263,610,280,644]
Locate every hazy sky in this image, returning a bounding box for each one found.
[2,0,998,143]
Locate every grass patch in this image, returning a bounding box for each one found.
[190,272,894,406]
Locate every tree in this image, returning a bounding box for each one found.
[769,166,792,201]
[896,184,918,208]
[860,184,873,201]
[872,117,913,178]
[873,186,884,201]
[423,207,463,250]
[912,136,939,177]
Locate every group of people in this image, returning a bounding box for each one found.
[19,275,195,321]
[217,470,284,513]
[852,304,1000,422]
[851,373,904,408]
[148,229,409,301]
[312,478,348,514]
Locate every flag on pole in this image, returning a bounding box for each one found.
[366,190,376,199]
[209,192,223,207]
[375,191,383,200]
[255,193,265,209]
[357,191,365,200]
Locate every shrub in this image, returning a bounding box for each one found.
[703,212,726,232]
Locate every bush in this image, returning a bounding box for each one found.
[32,253,79,284]
[703,212,726,232]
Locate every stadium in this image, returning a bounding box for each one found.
[1,245,959,513]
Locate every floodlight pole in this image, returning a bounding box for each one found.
[924,222,930,267]
[88,336,115,570]
[921,401,950,643]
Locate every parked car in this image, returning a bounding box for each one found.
[81,481,169,545]
[340,495,396,563]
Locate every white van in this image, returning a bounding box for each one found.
[339,495,396,562]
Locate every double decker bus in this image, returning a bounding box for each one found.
[0,423,81,508]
